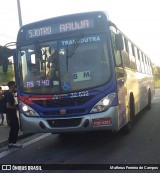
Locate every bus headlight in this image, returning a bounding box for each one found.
[19,102,39,117]
[90,93,116,113]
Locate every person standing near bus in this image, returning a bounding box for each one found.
[0,86,4,125]
[4,81,22,148]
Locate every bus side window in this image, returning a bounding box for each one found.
[144,56,148,74]
[148,60,152,75]
[128,42,137,70]
[121,37,130,68]
[137,49,142,72]
[145,57,150,75]
[134,47,141,72]
[140,52,145,73]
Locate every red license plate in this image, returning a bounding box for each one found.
[92,118,112,127]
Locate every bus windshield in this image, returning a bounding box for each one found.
[18,34,111,94]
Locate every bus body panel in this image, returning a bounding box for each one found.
[19,106,119,133]
[17,11,110,45]
[115,61,154,131]
[123,67,154,116]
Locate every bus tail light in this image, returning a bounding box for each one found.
[19,102,39,117]
[90,93,116,113]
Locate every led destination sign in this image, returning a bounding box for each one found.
[27,19,94,39]
[59,20,90,32]
[28,27,52,38]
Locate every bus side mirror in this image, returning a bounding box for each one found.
[115,33,124,51]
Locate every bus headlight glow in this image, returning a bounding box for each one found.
[90,93,116,113]
[22,105,28,112]
[20,102,39,117]
[103,98,110,106]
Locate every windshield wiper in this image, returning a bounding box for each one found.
[66,33,84,70]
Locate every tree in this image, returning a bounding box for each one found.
[153,64,160,81]
[0,65,14,85]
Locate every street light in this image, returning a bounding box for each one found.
[17,0,22,27]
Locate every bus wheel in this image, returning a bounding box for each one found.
[123,97,135,134]
[146,90,151,110]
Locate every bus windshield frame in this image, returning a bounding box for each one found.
[17,33,111,94]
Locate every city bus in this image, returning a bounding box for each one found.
[6,11,155,134]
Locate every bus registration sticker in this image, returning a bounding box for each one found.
[92,118,112,127]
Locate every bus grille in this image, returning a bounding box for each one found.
[47,118,82,127]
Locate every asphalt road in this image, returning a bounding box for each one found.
[0,89,160,173]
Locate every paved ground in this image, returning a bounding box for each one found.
[0,115,29,147]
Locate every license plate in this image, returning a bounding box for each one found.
[92,118,112,127]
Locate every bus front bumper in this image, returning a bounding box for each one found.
[19,106,119,134]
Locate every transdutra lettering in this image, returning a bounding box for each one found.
[61,36,101,46]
